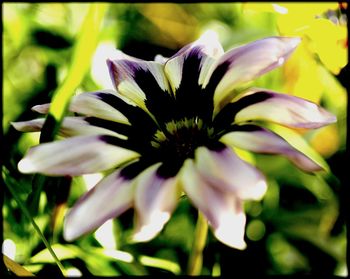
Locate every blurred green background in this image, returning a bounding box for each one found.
[2,3,348,276]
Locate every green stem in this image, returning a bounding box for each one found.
[6,183,67,276]
[187,211,208,275]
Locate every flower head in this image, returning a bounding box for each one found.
[13,33,336,249]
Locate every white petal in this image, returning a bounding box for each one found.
[70,90,131,125]
[64,169,134,241]
[31,90,135,125]
[179,159,247,249]
[154,54,168,64]
[59,117,127,139]
[195,146,267,200]
[197,30,225,86]
[202,36,301,112]
[221,127,323,172]
[12,117,126,139]
[107,51,171,112]
[234,90,337,128]
[212,199,247,250]
[18,135,139,176]
[133,163,180,242]
[164,32,224,92]
[11,119,45,132]
[198,30,225,57]
[31,103,50,114]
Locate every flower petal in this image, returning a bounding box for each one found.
[70,91,159,147]
[202,36,301,112]
[18,135,139,176]
[31,90,136,125]
[69,90,132,124]
[11,118,45,133]
[165,31,224,92]
[179,159,247,249]
[64,169,134,241]
[234,90,337,128]
[164,32,224,120]
[221,125,323,172]
[12,117,127,139]
[194,146,267,200]
[133,163,180,242]
[107,51,175,122]
[154,54,168,64]
[31,103,50,114]
[212,199,246,250]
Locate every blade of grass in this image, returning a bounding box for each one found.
[40,3,108,143]
[6,182,66,276]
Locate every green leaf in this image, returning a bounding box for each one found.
[29,244,149,275]
[30,244,80,263]
[139,255,181,275]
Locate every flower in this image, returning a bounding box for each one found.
[13,32,336,249]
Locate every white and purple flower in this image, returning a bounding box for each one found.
[13,33,336,249]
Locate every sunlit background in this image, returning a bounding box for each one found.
[2,3,348,276]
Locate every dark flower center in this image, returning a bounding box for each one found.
[152,117,214,169]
